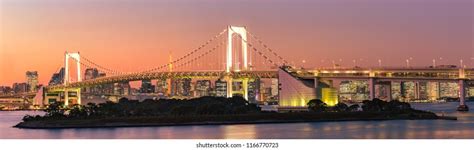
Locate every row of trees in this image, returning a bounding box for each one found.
[23,96,260,121]
[307,98,413,113]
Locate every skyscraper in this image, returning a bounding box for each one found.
[195,80,211,97]
[48,68,64,86]
[155,79,168,96]
[140,79,154,93]
[26,71,38,92]
[215,79,227,97]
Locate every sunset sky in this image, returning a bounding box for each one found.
[0,0,473,86]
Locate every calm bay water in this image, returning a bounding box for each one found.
[0,102,473,139]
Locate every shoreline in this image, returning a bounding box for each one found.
[14,112,457,129]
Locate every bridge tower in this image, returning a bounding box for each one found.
[63,51,82,106]
[225,26,249,100]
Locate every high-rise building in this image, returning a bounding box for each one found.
[215,79,227,97]
[83,68,99,93]
[155,79,168,96]
[195,80,211,97]
[48,68,64,86]
[26,71,38,92]
[114,82,131,95]
[0,86,12,95]
[12,82,28,94]
[84,68,99,80]
[140,79,155,93]
[270,78,279,98]
[182,78,192,96]
[248,78,260,103]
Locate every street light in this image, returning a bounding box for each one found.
[432,59,436,68]
[378,59,382,68]
[406,59,410,68]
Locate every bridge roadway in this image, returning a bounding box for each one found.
[46,67,474,91]
[46,70,278,90]
[291,67,473,81]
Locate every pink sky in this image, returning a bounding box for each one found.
[1,0,473,86]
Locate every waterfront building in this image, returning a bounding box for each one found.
[48,68,64,86]
[0,86,12,95]
[215,79,227,97]
[26,71,38,92]
[182,78,192,96]
[83,68,99,93]
[248,78,260,103]
[12,82,28,94]
[140,79,155,93]
[195,80,211,97]
[155,79,168,96]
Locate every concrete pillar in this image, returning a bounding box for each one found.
[226,76,233,98]
[77,88,81,105]
[387,81,392,101]
[457,79,469,111]
[414,82,420,99]
[242,78,248,100]
[369,78,376,100]
[64,89,69,106]
[460,80,466,106]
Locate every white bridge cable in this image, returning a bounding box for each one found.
[173,39,228,71]
[229,28,280,68]
[246,30,289,65]
[66,53,122,76]
[139,28,228,73]
[80,55,125,75]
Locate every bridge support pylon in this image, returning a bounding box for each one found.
[368,77,376,100]
[225,26,250,100]
[457,79,469,111]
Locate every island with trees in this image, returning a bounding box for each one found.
[15,96,455,129]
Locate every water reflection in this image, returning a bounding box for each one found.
[0,102,472,139]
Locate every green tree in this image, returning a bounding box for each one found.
[307,99,327,112]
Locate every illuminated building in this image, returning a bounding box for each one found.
[26,71,38,92]
[247,78,260,103]
[215,79,227,97]
[12,82,28,94]
[278,68,316,107]
[182,78,192,96]
[322,87,338,106]
[271,78,279,98]
[83,68,99,93]
[48,68,64,86]
[140,79,155,93]
[195,80,211,97]
[155,79,168,96]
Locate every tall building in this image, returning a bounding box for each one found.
[248,78,260,103]
[0,86,12,95]
[140,79,154,93]
[48,68,65,86]
[181,78,192,96]
[83,68,99,93]
[84,68,99,80]
[115,82,131,95]
[270,78,279,98]
[195,80,211,97]
[215,79,227,97]
[12,83,28,94]
[26,71,38,92]
[155,79,168,96]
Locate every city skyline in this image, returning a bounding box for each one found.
[1,0,473,86]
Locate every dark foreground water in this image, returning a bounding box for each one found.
[0,102,473,139]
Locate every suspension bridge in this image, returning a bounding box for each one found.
[27,25,474,111]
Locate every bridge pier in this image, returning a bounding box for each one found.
[457,79,469,111]
[64,88,69,106]
[368,77,376,100]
